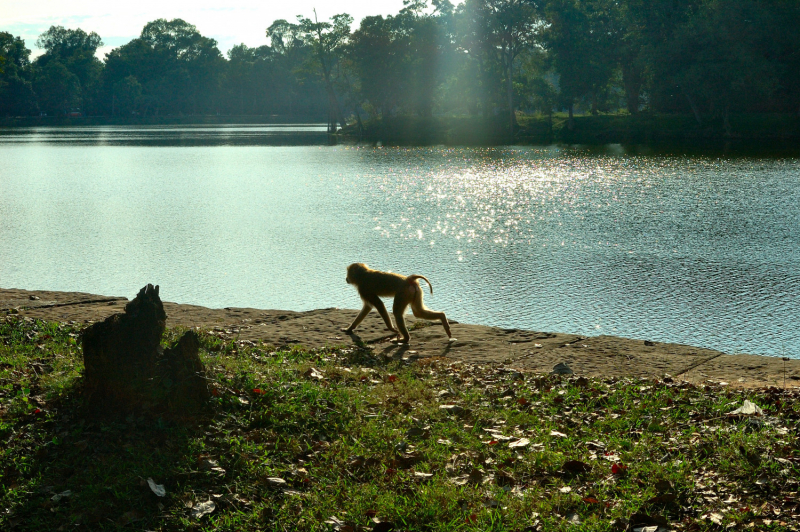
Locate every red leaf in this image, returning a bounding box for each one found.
[466,514,478,524]
[211,388,220,397]
[488,440,499,445]
[611,463,628,475]
[388,374,398,383]
[583,497,600,504]
[252,388,265,395]
[33,408,42,415]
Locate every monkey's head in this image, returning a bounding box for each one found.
[346,263,368,285]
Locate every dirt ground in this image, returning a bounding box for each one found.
[2,287,798,389]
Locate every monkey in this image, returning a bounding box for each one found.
[342,262,454,344]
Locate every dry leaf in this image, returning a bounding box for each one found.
[508,437,530,449]
[200,459,226,474]
[304,367,325,380]
[565,512,581,524]
[266,477,287,488]
[728,400,763,416]
[50,490,72,502]
[191,500,215,519]
[147,478,165,497]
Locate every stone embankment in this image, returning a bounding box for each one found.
[2,288,797,389]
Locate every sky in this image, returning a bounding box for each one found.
[0,0,424,59]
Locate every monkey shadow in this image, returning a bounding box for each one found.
[373,338,456,361]
[343,330,394,348]
[343,330,456,363]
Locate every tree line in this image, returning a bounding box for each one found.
[2,0,799,135]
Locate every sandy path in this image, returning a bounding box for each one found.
[2,287,797,389]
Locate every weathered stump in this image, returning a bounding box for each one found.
[82,284,208,417]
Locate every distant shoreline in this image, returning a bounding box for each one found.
[0,115,326,128]
[4,113,799,150]
[337,113,800,148]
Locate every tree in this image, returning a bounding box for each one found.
[519,47,558,137]
[296,12,352,131]
[102,19,224,115]
[770,0,800,116]
[0,32,38,116]
[454,0,542,139]
[348,15,406,118]
[398,7,445,119]
[225,44,257,115]
[34,61,80,115]
[264,19,329,118]
[663,0,779,132]
[487,0,543,140]
[543,0,618,128]
[34,26,104,113]
[112,75,142,115]
[454,0,500,117]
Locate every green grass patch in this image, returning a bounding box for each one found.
[1,315,798,531]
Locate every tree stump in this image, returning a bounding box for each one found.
[82,284,209,417]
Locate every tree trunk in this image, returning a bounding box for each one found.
[722,102,731,137]
[568,102,575,130]
[506,57,515,143]
[353,105,364,138]
[328,88,346,131]
[477,55,489,119]
[82,284,209,418]
[621,62,642,115]
[682,88,703,126]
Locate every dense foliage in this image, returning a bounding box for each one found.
[1,0,799,131]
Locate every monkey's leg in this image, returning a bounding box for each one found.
[369,296,398,332]
[410,295,453,338]
[392,295,413,344]
[342,303,372,333]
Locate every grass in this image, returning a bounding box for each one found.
[1,314,798,531]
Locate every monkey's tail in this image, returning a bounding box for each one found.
[407,275,433,295]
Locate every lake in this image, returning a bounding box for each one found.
[1,125,799,358]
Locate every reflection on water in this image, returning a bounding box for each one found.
[1,127,799,358]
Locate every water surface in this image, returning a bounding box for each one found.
[2,125,799,357]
